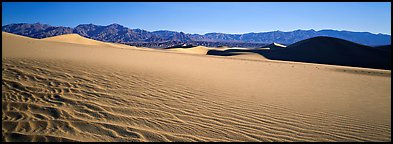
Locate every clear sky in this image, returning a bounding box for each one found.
[2,2,391,35]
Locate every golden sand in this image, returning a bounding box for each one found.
[2,32,391,142]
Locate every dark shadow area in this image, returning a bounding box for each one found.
[207,49,270,56]
[163,44,196,49]
[207,36,391,70]
[373,45,391,53]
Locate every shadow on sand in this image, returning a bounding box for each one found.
[207,36,391,70]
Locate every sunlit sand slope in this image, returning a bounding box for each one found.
[42,33,135,49]
[165,46,211,55]
[2,32,391,142]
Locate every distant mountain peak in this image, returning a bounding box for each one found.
[108,23,122,27]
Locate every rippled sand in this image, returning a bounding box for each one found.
[2,32,391,142]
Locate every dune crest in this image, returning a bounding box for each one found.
[42,34,110,46]
[41,33,136,49]
[262,42,287,50]
[2,32,38,40]
[166,46,211,55]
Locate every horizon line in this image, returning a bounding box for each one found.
[2,22,391,36]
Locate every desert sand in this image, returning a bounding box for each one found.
[2,32,391,142]
[42,33,137,49]
[165,46,212,55]
[165,46,269,60]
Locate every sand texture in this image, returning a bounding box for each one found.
[2,32,391,142]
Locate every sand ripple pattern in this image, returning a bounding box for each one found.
[2,58,391,142]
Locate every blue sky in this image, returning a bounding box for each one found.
[2,2,391,35]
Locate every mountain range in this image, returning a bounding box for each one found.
[2,23,391,48]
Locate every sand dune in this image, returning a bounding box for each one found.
[2,32,391,142]
[42,34,108,46]
[165,46,211,55]
[264,36,391,70]
[207,36,391,70]
[374,45,391,52]
[41,33,135,49]
[166,46,268,60]
[262,42,287,50]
